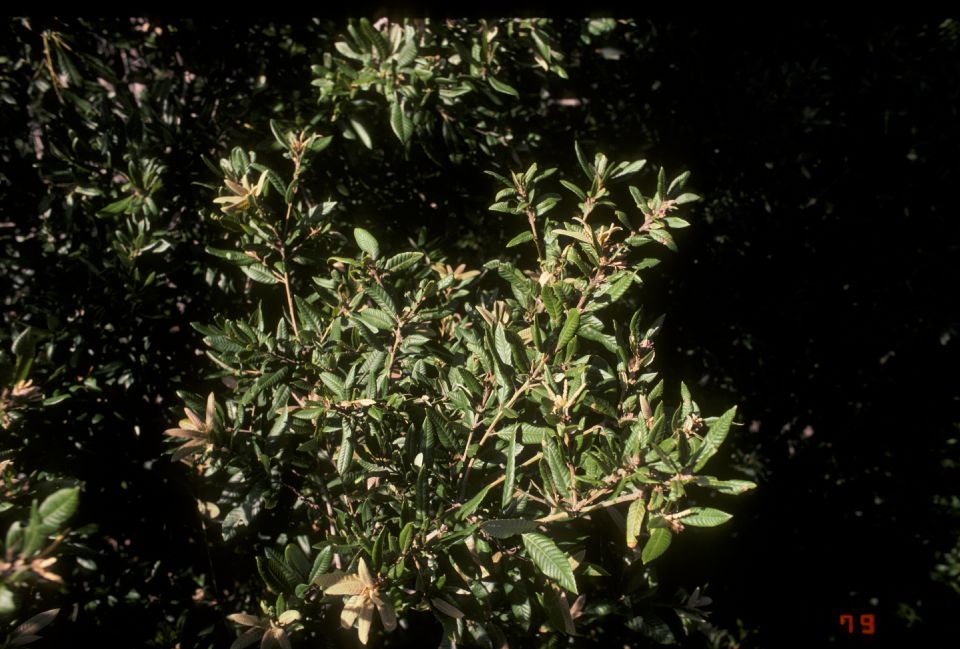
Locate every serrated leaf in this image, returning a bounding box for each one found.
[353,227,380,260]
[364,283,396,316]
[495,323,512,367]
[680,507,733,527]
[691,406,737,471]
[542,437,571,499]
[506,231,534,248]
[647,227,677,252]
[383,251,423,272]
[556,308,580,351]
[38,487,78,532]
[483,519,538,539]
[241,263,279,284]
[389,100,414,144]
[357,308,395,332]
[692,476,757,494]
[626,496,646,549]
[553,228,594,246]
[295,296,325,332]
[521,533,578,593]
[308,546,334,583]
[502,425,517,511]
[641,527,671,563]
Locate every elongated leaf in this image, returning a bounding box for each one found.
[495,323,512,367]
[648,227,677,252]
[349,116,373,149]
[389,100,414,144]
[383,251,423,272]
[559,179,586,200]
[353,227,380,259]
[691,406,737,471]
[241,263,279,284]
[680,507,732,527]
[692,476,757,494]
[542,437,571,499]
[357,308,395,332]
[556,308,580,351]
[553,228,593,246]
[502,425,517,511]
[457,485,492,521]
[522,533,578,593]
[483,519,538,539]
[364,283,396,316]
[641,527,671,563]
[12,608,58,637]
[488,77,519,97]
[308,546,333,583]
[625,496,645,549]
[506,231,534,248]
[295,296,325,332]
[38,487,79,532]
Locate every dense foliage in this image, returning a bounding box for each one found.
[1,14,958,649]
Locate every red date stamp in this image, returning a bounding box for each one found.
[839,613,875,635]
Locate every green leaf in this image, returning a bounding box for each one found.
[573,141,593,179]
[389,100,414,144]
[553,228,594,246]
[626,495,646,549]
[353,227,380,260]
[502,425,518,511]
[495,323,512,367]
[365,283,396,316]
[357,308,395,332]
[384,251,423,272]
[560,180,586,201]
[488,77,519,98]
[483,519,539,538]
[349,116,373,149]
[542,437,571,499]
[506,231,534,248]
[337,428,354,475]
[521,533,578,594]
[285,544,311,581]
[675,192,700,205]
[295,296,325,332]
[691,406,737,471]
[308,546,333,583]
[680,507,733,527]
[692,476,757,494]
[647,227,677,252]
[457,484,492,521]
[641,527,671,563]
[241,263,279,285]
[556,308,580,351]
[668,170,691,195]
[38,487,79,532]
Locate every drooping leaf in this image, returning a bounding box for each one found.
[522,533,578,594]
[641,527,671,564]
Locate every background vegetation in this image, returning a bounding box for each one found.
[1,15,957,648]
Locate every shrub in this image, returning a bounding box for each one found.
[170,127,753,647]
